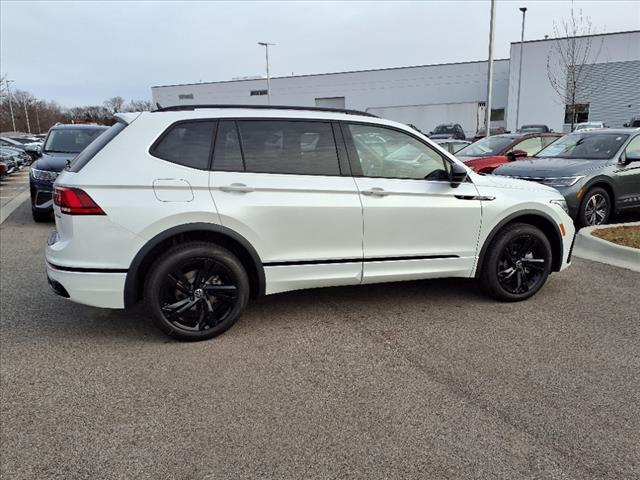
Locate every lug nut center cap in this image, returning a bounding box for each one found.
[194,288,204,298]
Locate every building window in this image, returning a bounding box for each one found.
[490,108,505,121]
[250,90,268,96]
[564,103,589,124]
[178,94,194,100]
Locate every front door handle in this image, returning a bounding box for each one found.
[361,187,389,197]
[219,183,254,193]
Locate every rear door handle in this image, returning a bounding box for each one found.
[219,183,254,193]
[361,187,389,197]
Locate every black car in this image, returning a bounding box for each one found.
[0,136,41,162]
[30,124,107,222]
[429,123,466,140]
[493,129,640,227]
[517,124,552,133]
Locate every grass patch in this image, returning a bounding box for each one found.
[592,225,640,249]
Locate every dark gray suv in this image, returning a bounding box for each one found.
[492,129,640,227]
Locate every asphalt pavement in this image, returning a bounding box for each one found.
[1,200,639,480]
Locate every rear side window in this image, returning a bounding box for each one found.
[69,123,124,172]
[237,120,340,176]
[151,121,215,170]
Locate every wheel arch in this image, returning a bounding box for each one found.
[475,210,564,277]
[123,223,266,308]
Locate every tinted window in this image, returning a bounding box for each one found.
[69,122,126,172]
[434,125,455,134]
[44,128,106,154]
[152,121,215,170]
[536,133,629,160]
[237,121,340,176]
[213,121,244,171]
[348,124,447,180]
[625,135,640,156]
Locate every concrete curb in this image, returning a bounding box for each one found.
[573,221,640,272]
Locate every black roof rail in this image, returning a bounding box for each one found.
[153,104,378,118]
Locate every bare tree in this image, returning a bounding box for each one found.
[126,99,154,112]
[546,7,604,131]
[104,96,126,114]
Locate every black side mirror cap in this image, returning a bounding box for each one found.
[449,163,468,188]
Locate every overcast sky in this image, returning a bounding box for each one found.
[1,0,638,107]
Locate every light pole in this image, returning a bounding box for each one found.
[484,0,496,138]
[5,79,17,132]
[515,7,528,131]
[258,42,275,105]
[23,97,31,133]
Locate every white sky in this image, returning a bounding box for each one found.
[1,0,638,106]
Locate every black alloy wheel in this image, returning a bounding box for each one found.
[480,223,552,301]
[496,234,548,295]
[145,242,249,341]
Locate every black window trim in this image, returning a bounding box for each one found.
[212,117,346,178]
[340,120,457,182]
[149,118,219,171]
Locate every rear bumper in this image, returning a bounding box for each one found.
[46,263,126,309]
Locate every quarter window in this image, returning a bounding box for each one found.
[347,124,448,180]
[237,120,340,176]
[151,121,215,170]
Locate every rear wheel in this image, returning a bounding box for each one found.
[578,187,611,227]
[144,242,249,341]
[480,223,552,302]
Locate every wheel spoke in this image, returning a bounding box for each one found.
[518,236,537,258]
[167,272,192,294]
[203,284,238,302]
[498,267,516,279]
[162,298,199,320]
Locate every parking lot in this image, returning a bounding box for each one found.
[0,197,638,479]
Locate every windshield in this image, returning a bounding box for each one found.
[433,125,455,134]
[535,133,628,160]
[456,136,513,157]
[44,128,106,154]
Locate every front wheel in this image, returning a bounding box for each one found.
[144,242,249,341]
[480,223,552,302]
[578,187,611,227]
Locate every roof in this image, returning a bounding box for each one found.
[567,128,639,135]
[510,29,639,45]
[152,58,510,89]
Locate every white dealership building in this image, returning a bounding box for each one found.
[152,30,639,136]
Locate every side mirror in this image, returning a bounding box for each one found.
[623,122,629,127]
[623,151,640,165]
[507,149,528,160]
[449,162,468,188]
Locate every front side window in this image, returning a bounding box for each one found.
[536,133,629,160]
[624,135,640,157]
[348,124,448,180]
[237,120,340,176]
[510,137,543,156]
[151,121,215,170]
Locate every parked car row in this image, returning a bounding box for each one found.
[0,145,31,178]
[0,135,43,162]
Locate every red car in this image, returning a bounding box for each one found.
[456,132,561,174]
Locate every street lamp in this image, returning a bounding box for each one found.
[515,7,528,131]
[258,42,275,105]
[23,96,31,134]
[4,79,17,132]
[484,0,496,138]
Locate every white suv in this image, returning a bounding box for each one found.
[46,106,575,341]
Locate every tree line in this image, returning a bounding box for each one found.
[0,78,153,134]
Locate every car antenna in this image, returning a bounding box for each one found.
[155,102,162,110]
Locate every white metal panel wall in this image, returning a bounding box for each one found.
[366,102,481,136]
[576,60,640,127]
[507,31,640,132]
[152,59,510,116]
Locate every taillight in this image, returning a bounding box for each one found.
[53,186,105,215]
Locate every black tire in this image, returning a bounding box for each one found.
[480,223,552,302]
[577,187,611,228]
[32,209,51,223]
[144,242,249,341]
